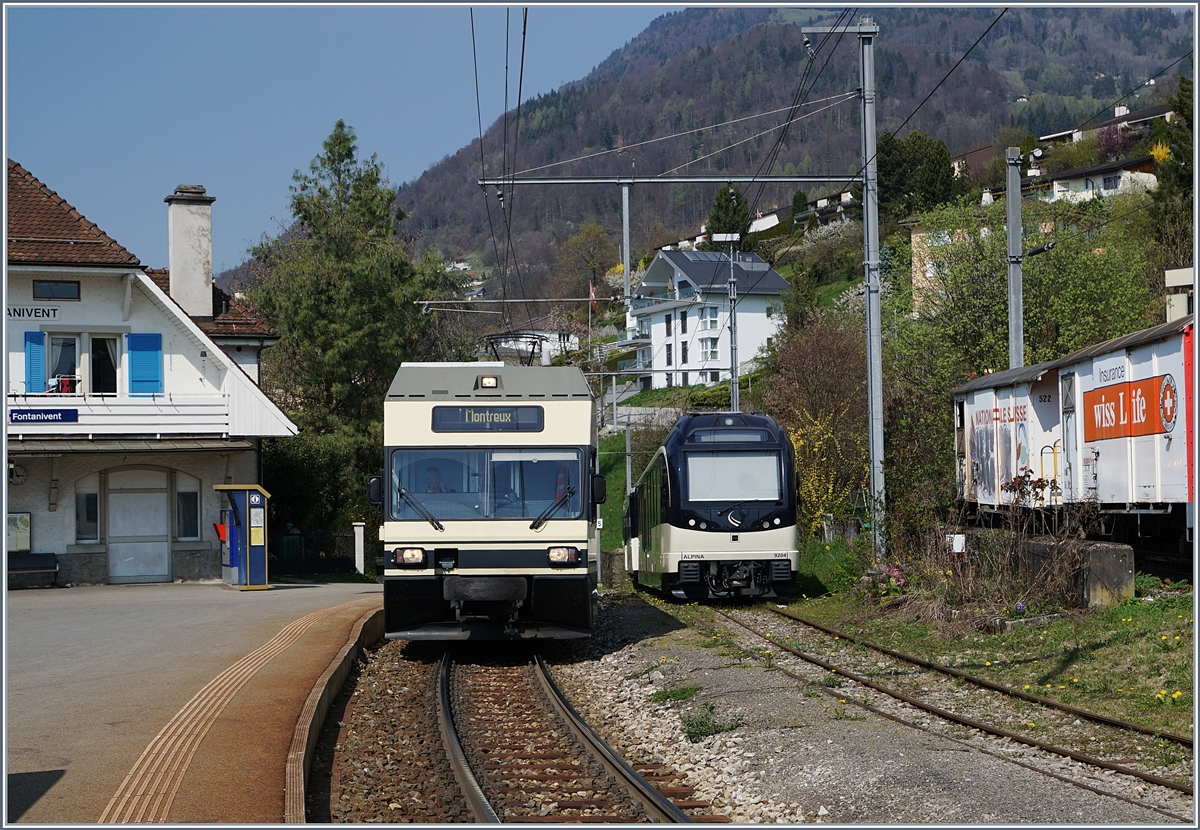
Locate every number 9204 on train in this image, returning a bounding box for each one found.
[624,412,799,599]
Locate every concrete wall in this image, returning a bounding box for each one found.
[1023,537,1135,608]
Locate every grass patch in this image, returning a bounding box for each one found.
[772,585,1194,736]
[680,702,745,742]
[650,685,702,703]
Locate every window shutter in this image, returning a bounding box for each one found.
[127,333,163,395]
[24,332,45,393]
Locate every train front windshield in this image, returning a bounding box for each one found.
[389,448,584,521]
[685,452,782,503]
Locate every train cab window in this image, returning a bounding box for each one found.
[685,451,782,503]
[388,448,583,521]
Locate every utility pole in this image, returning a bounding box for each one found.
[805,16,885,565]
[712,233,740,412]
[1006,146,1024,370]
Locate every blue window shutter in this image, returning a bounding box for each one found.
[24,332,45,393]
[127,333,163,395]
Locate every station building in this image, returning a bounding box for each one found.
[5,159,297,585]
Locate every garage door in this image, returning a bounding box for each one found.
[107,469,170,583]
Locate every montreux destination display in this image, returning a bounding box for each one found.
[431,405,544,432]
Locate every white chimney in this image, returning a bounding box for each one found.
[165,185,216,318]
[981,188,993,206]
[1114,104,1129,118]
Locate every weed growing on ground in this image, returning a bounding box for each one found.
[650,686,701,704]
[681,702,745,742]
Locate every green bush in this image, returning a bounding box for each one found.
[650,685,701,703]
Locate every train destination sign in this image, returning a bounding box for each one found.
[431,405,544,432]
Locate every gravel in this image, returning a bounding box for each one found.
[317,592,1194,824]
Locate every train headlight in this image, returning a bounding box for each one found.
[688,518,696,527]
[547,546,580,566]
[699,521,708,530]
[774,517,781,525]
[392,547,425,566]
[762,520,771,529]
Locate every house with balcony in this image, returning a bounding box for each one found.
[624,250,788,392]
[6,160,297,586]
[1023,155,1157,204]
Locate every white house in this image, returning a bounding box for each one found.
[6,160,297,586]
[1024,155,1157,204]
[625,250,787,392]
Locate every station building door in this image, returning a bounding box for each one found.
[107,468,171,583]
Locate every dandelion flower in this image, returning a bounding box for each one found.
[1162,635,1168,640]
[1045,684,1052,688]
[1172,691,1183,698]
[985,661,992,666]
[1024,685,1031,690]
[766,633,772,638]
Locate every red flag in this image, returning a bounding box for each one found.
[590,282,599,310]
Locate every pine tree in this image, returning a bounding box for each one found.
[702,183,752,250]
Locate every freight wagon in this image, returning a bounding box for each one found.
[954,315,1194,554]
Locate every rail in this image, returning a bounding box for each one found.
[436,654,499,823]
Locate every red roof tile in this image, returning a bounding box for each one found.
[145,267,275,338]
[7,159,141,267]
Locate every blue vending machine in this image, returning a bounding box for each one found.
[214,484,271,590]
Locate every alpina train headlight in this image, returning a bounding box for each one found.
[392,547,425,566]
[547,546,580,565]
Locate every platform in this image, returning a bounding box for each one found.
[6,581,383,823]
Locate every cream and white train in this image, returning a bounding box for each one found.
[368,363,605,639]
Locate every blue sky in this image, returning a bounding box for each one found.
[5,4,674,272]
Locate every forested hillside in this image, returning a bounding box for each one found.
[392,6,1189,296]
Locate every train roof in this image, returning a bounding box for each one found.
[665,411,787,447]
[386,363,593,400]
[953,314,1193,396]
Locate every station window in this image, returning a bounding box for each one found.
[700,306,719,330]
[681,342,688,364]
[176,472,201,540]
[32,280,80,301]
[679,310,688,334]
[91,337,118,395]
[76,473,100,542]
[666,344,673,366]
[701,337,719,361]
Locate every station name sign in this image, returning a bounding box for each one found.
[10,408,79,423]
[432,406,544,432]
[8,306,60,321]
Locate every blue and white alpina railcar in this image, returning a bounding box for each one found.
[369,363,605,639]
[625,412,799,599]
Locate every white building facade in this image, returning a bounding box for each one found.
[626,250,787,391]
[6,161,296,585]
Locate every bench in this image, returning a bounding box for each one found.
[7,552,59,587]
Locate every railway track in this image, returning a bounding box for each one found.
[713,606,1193,814]
[441,652,728,823]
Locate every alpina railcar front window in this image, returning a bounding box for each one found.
[388,448,584,521]
[685,452,782,503]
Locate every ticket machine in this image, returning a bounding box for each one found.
[213,484,271,590]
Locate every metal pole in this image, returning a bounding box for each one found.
[728,245,740,413]
[859,17,886,565]
[625,417,632,496]
[622,183,631,312]
[1006,147,1024,370]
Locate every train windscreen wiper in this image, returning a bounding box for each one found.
[529,485,575,531]
[398,487,445,532]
